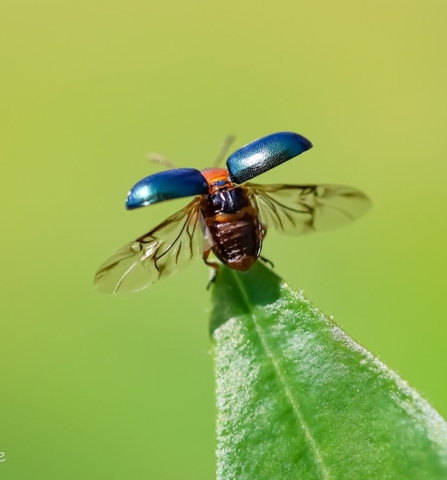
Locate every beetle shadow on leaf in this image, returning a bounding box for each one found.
[209,261,282,334]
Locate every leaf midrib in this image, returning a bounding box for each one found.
[230,270,331,480]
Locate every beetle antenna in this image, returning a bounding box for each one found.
[214,135,236,166]
[147,153,177,170]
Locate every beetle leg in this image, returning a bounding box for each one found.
[203,249,220,289]
[258,225,274,267]
[261,224,267,238]
[260,256,275,269]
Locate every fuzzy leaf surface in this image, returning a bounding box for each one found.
[210,262,447,480]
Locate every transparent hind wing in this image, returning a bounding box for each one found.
[246,183,370,235]
[94,198,207,294]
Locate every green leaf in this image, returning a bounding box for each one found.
[210,262,447,480]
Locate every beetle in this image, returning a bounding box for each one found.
[94,132,370,293]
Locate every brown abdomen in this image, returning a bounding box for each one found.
[200,187,264,271]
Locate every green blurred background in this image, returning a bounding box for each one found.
[1,1,446,478]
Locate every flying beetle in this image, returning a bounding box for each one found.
[94,132,370,294]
